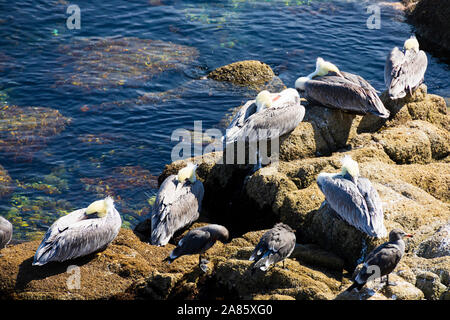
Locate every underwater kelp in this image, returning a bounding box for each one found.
[14,166,70,196]
[5,194,74,240]
[80,166,158,196]
[77,133,117,145]
[0,105,71,161]
[0,164,13,198]
[56,37,199,90]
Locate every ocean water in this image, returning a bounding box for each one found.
[0,0,448,240]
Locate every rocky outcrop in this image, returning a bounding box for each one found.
[402,0,450,53]
[2,76,448,300]
[207,60,275,86]
[154,84,449,300]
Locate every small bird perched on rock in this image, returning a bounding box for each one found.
[164,224,229,272]
[151,162,204,246]
[249,222,296,272]
[33,196,122,266]
[0,216,13,250]
[346,229,413,292]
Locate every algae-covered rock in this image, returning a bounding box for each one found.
[416,222,450,259]
[0,105,71,160]
[207,60,275,86]
[415,271,447,300]
[373,125,432,164]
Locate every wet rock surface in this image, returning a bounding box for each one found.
[207,60,275,86]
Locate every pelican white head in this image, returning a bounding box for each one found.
[404,36,419,53]
[340,155,360,179]
[295,76,310,91]
[86,196,114,218]
[296,57,342,91]
[177,162,198,183]
[255,90,272,112]
[316,57,342,76]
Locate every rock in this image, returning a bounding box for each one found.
[213,258,340,300]
[402,0,450,53]
[207,60,275,86]
[0,229,184,300]
[416,222,450,259]
[253,294,295,300]
[291,244,345,271]
[381,274,425,300]
[0,105,71,161]
[358,85,449,133]
[415,271,447,300]
[0,164,13,198]
[373,125,432,164]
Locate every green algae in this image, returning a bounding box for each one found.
[0,105,71,160]
[56,37,199,90]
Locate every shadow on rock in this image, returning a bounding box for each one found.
[15,253,98,291]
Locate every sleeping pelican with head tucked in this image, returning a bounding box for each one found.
[151,162,204,246]
[223,88,305,169]
[225,88,304,144]
[385,36,428,100]
[316,155,387,238]
[33,196,122,266]
[295,57,390,118]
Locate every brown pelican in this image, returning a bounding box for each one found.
[0,216,13,249]
[385,36,428,99]
[250,222,296,271]
[33,196,122,266]
[295,57,390,118]
[164,224,229,272]
[151,163,204,246]
[316,155,387,238]
[224,88,305,168]
[346,229,413,292]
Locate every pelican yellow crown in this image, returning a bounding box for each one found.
[295,57,342,91]
[177,163,198,183]
[404,37,419,52]
[316,57,341,76]
[255,90,272,111]
[86,197,114,218]
[341,155,360,179]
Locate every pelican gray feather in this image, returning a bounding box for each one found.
[151,163,204,246]
[33,196,122,266]
[165,224,229,271]
[346,229,412,292]
[0,216,13,249]
[295,57,389,118]
[316,155,387,238]
[250,222,296,271]
[224,88,305,144]
[385,36,428,99]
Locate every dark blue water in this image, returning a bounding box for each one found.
[0,0,449,240]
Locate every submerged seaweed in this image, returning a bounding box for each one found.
[0,105,71,161]
[56,37,199,90]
